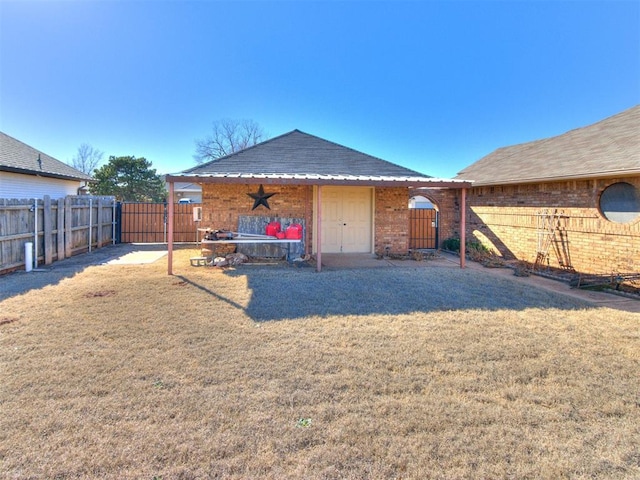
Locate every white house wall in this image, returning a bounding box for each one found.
[0,171,82,199]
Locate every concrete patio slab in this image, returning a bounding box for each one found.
[106,250,167,265]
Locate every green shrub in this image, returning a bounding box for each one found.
[467,241,491,254]
[441,237,460,252]
[441,237,491,255]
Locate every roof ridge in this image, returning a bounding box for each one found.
[455,104,639,184]
[290,129,430,177]
[463,104,640,168]
[184,130,302,173]
[184,129,429,177]
[181,129,435,178]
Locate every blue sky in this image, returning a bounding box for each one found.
[1,0,638,178]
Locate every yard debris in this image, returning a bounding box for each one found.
[203,229,236,241]
[296,418,312,428]
[84,290,117,298]
[513,262,531,277]
[211,252,249,267]
[190,256,209,267]
[213,256,228,267]
[570,272,640,293]
[480,257,508,268]
[376,251,442,261]
[410,250,441,261]
[226,252,248,266]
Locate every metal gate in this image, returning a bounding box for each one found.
[409,208,438,249]
[117,202,201,243]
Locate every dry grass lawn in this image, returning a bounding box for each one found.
[1,248,639,479]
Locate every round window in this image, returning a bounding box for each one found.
[599,182,640,223]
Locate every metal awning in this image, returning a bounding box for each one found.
[166,173,472,189]
[166,176,470,274]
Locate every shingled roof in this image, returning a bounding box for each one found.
[456,105,640,186]
[173,129,467,188]
[1,132,93,181]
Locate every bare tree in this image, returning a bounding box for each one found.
[70,143,104,175]
[194,119,266,164]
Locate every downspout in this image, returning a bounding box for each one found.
[316,185,322,272]
[460,187,466,268]
[168,181,175,275]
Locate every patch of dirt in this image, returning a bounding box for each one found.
[0,317,19,326]
[84,290,117,298]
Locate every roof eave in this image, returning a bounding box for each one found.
[166,173,471,189]
[459,168,640,187]
[0,165,94,182]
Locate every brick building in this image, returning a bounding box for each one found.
[425,106,639,275]
[166,130,469,271]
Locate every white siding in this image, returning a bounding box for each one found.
[0,171,82,199]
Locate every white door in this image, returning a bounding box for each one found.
[320,187,372,253]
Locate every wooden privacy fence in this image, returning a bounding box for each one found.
[409,208,438,249]
[118,202,201,243]
[0,196,116,273]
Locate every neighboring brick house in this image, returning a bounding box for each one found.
[166,129,470,271]
[1,131,93,198]
[437,105,639,275]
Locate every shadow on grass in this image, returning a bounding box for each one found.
[213,266,592,322]
[175,275,247,311]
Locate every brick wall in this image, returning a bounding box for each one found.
[202,184,414,255]
[201,184,313,251]
[421,177,640,275]
[374,187,410,254]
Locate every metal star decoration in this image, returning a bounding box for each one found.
[247,184,276,210]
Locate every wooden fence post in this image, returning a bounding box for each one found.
[65,196,73,258]
[57,198,65,261]
[97,198,104,248]
[43,195,53,265]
